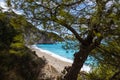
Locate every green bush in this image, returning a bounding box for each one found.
[0,12,46,80]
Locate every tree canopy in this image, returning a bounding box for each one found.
[88,27,120,80]
[6,0,120,41]
[5,0,120,80]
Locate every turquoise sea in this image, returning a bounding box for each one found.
[36,42,95,65]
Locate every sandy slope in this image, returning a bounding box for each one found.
[30,46,72,73]
[29,45,91,74]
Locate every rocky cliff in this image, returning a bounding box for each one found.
[23,22,63,45]
[3,12,63,45]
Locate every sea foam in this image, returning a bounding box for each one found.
[32,45,73,63]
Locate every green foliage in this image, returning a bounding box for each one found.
[92,39,120,69]
[5,0,120,79]
[88,33,120,80]
[10,43,24,49]
[0,12,47,80]
[10,15,27,29]
[13,34,24,43]
[6,0,120,44]
[86,65,114,80]
[0,13,17,50]
[77,72,87,80]
[0,48,46,80]
[0,12,26,56]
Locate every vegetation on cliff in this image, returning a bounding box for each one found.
[0,12,60,80]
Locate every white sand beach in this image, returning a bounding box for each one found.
[30,45,91,73]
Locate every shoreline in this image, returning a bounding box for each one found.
[32,45,73,63]
[30,45,91,73]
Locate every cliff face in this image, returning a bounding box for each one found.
[2,12,63,45]
[37,34,55,44]
[23,23,63,45]
[37,31,64,44]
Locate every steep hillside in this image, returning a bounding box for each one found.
[2,12,63,45]
[0,12,61,80]
[24,23,64,45]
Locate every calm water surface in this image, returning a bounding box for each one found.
[36,43,95,65]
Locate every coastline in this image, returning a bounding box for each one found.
[33,45,73,63]
[30,45,91,73]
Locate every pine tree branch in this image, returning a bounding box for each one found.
[51,18,84,43]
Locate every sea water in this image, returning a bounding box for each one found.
[36,42,95,65]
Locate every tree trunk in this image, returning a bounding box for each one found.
[63,45,91,80]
